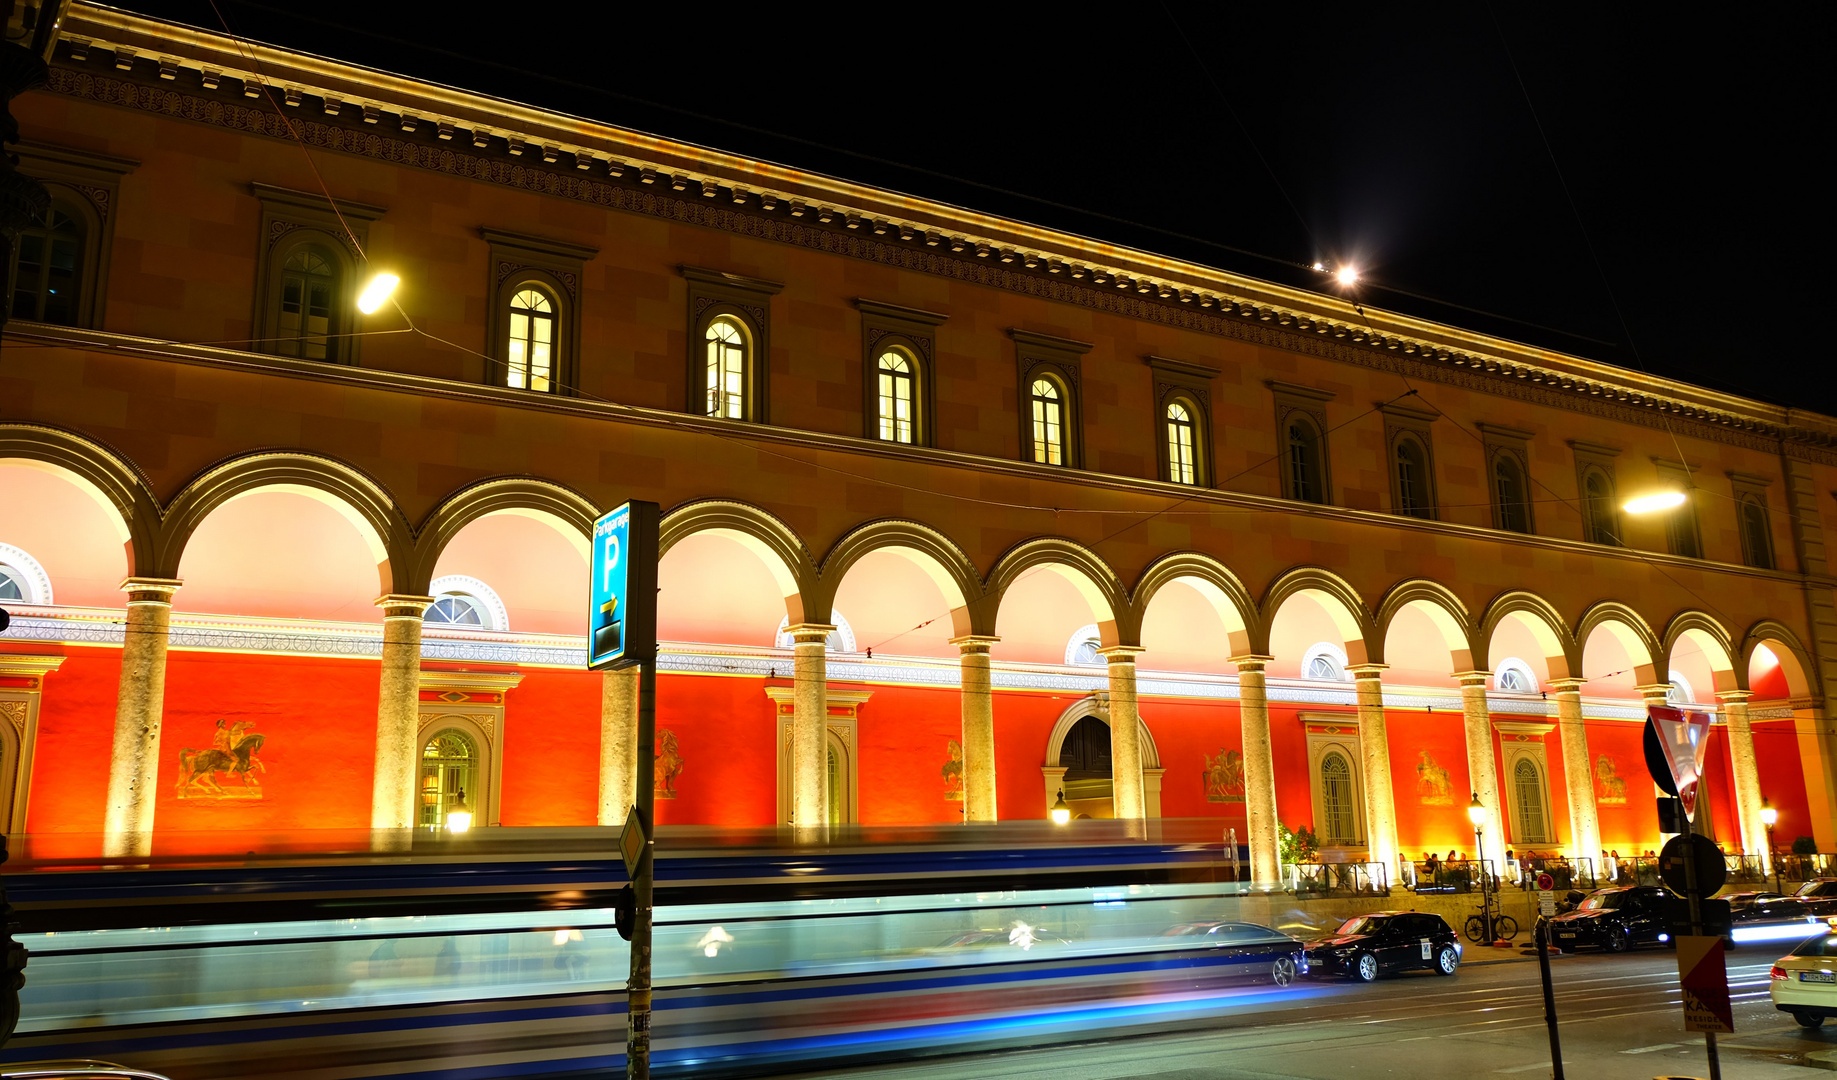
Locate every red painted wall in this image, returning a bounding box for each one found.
[993,689,1077,821]
[22,646,119,836]
[497,668,602,826]
[1753,717,1813,848]
[1386,706,1474,856]
[854,683,960,825]
[1588,719,1658,852]
[1144,697,1243,824]
[648,672,774,827]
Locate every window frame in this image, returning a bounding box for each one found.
[857,299,946,446]
[1478,422,1537,535]
[1653,458,1703,559]
[1380,399,1439,520]
[484,229,596,396]
[1146,355,1218,487]
[684,266,783,423]
[415,669,521,830]
[9,141,136,331]
[1570,440,1623,546]
[252,183,385,366]
[1012,329,1091,469]
[1269,381,1335,505]
[1729,471,1777,570]
[1495,721,1556,846]
[1303,716,1367,852]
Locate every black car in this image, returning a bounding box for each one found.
[1791,878,1837,917]
[1158,921,1311,986]
[1547,886,1671,952]
[1303,911,1461,982]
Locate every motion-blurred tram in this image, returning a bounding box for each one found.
[0,824,1311,1078]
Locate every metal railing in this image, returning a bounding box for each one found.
[1404,858,1495,894]
[1499,857,1597,892]
[1282,860,1390,897]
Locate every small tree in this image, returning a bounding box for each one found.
[1792,835,1819,856]
[1279,823,1321,864]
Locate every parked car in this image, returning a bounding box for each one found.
[1,1064,171,1079]
[1791,878,1837,917]
[1770,929,1837,1028]
[1303,911,1461,982]
[1158,920,1311,986]
[1730,892,1825,949]
[1547,886,1672,953]
[1725,890,1789,911]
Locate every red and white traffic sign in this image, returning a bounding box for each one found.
[1648,705,1714,818]
[1536,872,1555,891]
[1676,935,1733,1033]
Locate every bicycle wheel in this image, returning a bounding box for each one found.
[1494,914,1519,940]
[1463,915,1486,943]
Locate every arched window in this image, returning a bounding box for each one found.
[1740,496,1774,569]
[1493,453,1531,533]
[0,543,52,606]
[7,202,85,326]
[1394,435,1432,518]
[1320,752,1357,845]
[425,576,507,632]
[418,729,477,829]
[505,287,556,392]
[876,350,916,443]
[0,568,23,602]
[1494,661,1536,694]
[1302,642,1348,681]
[1665,490,1702,559]
[1582,468,1619,545]
[1165,400,1198,485]
[1286,417,1325,503]
[1030,377,1066,466]
[775,612,856,654]
[1666,674,1694,706]
[426,594,486,627]
[1512,758,1548,843]
[705,316,748,419]
[276,245,339,361]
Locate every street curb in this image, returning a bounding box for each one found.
[1805,1049,1837,1071]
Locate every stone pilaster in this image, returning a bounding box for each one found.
[1718,690,1768,862]
[952,635,1000,822]
[598,664,640,826]
[371,595,433,831]
[1097,645,1146,820]
[1455,671,1506,864]
[1347,664,1398,876]
[1234,655,1279,885]
[102,577,182,857]
[787,623,834,828]
[1549,678,1600,865]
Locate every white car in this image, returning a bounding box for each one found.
[1770,928,1837,1028]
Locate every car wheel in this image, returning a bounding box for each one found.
[1435,945,1459,975]
[1271,956,1298,988]
[1796,1011,1826,1030]
[1353,953,1379,983]
[1605,929,1630,954]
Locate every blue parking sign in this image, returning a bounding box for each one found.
[588,501,658,670]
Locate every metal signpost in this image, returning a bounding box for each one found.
[1644,704,1723,1080]
[589,501,660,1080]
[1531,870,1564,1080]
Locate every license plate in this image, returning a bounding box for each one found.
[1558,932,1575,939]
[1801,970,1836,984]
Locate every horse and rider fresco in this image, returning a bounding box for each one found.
[175,719,268,799]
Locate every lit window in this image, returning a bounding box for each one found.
[1740,496,1774,570]
[1494,454,1531,533]
[1394,436,1432,518]
[7,203,84,326]
[1320,752,1357,845]
[419,729,477,829]
[277,247,337,361]
[506,287,555,392]
[1030,377,1064,465]
[0,566,23,601]
[1495,665,1533,693]
[1512,759,1548,843]
[1582,468,1619,545]
[876,351,915,443]
[705,317,747,419]
[1166,400,1197,485]
[1287,418,1325,503]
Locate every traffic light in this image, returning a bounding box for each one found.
[613,884,636,942]
[1,835,26,1048]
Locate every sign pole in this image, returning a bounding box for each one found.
[1684,823,1721,1080]
[1534,916,1564,1080]
[629,652,655,1080]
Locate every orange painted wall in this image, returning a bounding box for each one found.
[854,683,960,825]
[1754,718,1813,847]
[1143,698,1243,823]
[991,690,1082,821]
[1589,720,1659,852]
[497,668,601,826]
[648,673,775,827]
[21,646,119,835]
[1386,707,1475,856]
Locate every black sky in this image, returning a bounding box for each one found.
[120,2,1834,414]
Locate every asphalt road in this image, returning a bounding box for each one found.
[772,947,1827,1080]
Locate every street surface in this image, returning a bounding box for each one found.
[773,949,1821,1080]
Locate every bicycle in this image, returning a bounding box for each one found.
[1463,909,1519,943]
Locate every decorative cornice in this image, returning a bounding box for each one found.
[33,14,1837,457]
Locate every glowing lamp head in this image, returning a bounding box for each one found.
[1049,789,1072,826]
[445,789,473,834]
[1466,794,1487,827]
[1335,266,1360,287]
[1761,801,1778,828]
[357,272,400,314]
[1623,490,1687,515]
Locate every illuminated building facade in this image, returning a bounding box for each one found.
[2,3,1835,881]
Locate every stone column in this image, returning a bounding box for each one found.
[102,577,182,857]
[1234,655,1279,885]
[1455,671,1506,865]
[787,624,834,828]
[1348,664,1398,877]
[1549,678,1601,865]
[1717,690,1768,868]
[371,595,433,832]
[952,635,1000,822]
[598,664,641,826]
[1098,645,1147,820]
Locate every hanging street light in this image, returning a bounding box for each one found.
[1049,789,1072,826]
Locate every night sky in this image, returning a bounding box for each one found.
[120,2,1834,415]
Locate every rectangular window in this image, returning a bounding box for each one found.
[1032,394,1062,465]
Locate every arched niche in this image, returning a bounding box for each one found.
[174,485,393,621]
[1039,695,1164,819]
[0,459,134,607]
[428,508,591,635]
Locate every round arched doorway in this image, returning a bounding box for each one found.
[419,728,477,829]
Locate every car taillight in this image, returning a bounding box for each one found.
[1771,965,1789,980]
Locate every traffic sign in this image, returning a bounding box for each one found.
[1535,872,1555,891]
[1660,832,1728,896]
[1676,935,1734,1033]
[1539,889,1556,916]
[1645,705,1713,818]
[588,501,659,670]
[619,805,647,878]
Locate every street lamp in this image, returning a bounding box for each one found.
[445,789,473,834]
[1761,799,1780,893]
[1469,793,1493,943]
[1049,789,1071,826]
[1623,490,1687,515]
